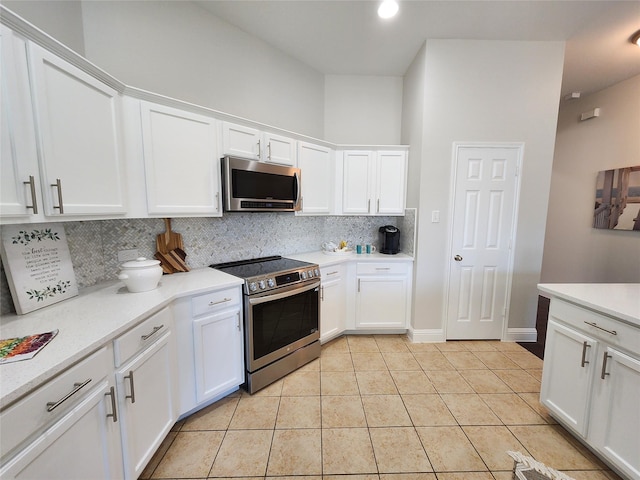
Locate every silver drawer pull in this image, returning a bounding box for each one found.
[23,175,38,214]
[51,178,64,213]
[601,352,612,380]
[580,341,591,367]
[209,298,232,306]
[141,324,164,340]
[584,321,617,336]
[124,370,135,404]
[375,267,391,270]
[46,378,91,412]
[105,386,118,422]
[326,271,339,276]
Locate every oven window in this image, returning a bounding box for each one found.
[252,287,319,361]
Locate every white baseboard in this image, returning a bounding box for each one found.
[408,327,446,343]
[505,327,538,343]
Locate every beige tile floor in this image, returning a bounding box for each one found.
[140,335,623,480]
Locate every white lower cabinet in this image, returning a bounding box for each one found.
[320,264,346,342]
[355,262,411,330]
[0,347,123,479]
[193,305,244,403]
[540,298,640,480]
[174,286,244,415]
[114,307,176,480]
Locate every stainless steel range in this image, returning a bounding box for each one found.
[211,256,321,393]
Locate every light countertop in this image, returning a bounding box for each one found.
[538,283,640,327]
[288,251,414,267]
[0,267,243,408]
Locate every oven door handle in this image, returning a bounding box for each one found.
[248,280,320,305]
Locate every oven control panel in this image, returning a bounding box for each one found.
[247,266,319,294]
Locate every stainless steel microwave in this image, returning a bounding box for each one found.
[221,156,301,212]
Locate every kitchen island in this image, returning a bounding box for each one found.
[538,283,640,480]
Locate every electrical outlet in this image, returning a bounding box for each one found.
[118,249,139,262]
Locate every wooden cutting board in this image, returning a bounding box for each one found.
[156,218,184,253]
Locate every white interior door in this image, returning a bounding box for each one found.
[446,144,521,340]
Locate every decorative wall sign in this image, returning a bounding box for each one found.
[1,223,78,314]
[593,165,640,231]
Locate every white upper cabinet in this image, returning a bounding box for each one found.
[341,150,407,216]
[342,150,374,214]
[375,151,407,215]
[297,141,334,215]
[0,26,42,221]
[28,43,126,216]
[221,122,261,160]
[263,132,296,166]
[140,101,221,216]
[221,121,296,166]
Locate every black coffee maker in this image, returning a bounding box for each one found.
[379,225,400,254]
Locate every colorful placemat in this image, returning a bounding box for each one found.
[0,330,59,364]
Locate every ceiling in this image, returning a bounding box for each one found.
[196,0,640,98]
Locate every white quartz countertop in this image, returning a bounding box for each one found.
[0,267,243,408]
[288,250,414,267]
[538,283,640,327]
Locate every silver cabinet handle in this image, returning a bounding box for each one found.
[124,370,136,404]
[23,175,38,214]
[454,255,463,262]
[51,178,64,213]
[580,341,591,367]
[267,142,272,161]
[326,271,339,276]
[601,352,612,380]
[105,386,118,422]
[584,321,617,336]
[209,298,232,307]
[141,324,164,341]
[368,199,371,213]
[375,267,391,270]
[236,313,241,331]
[377,199,380,213]
[320,286,324,301]
[46,378,91,412]
[256,139,261,159]
[357,278,361,292]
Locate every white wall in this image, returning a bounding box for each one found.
[404,40,565,336]
[79,1,325,138]
[324,75,403,145]
[2,0,85,55]
[541,75,640,284]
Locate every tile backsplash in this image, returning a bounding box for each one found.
[1,210,415,315]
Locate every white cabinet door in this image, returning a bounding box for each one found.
[116,331,175,480]
[356,276,408,329]
[221,122,261,160]
[0,27,42,221]
[264,132,296,166]
[342,151,373,214]
[297,142,334,214]
[375,151,407,215]
[0,381,123,479]
[28,44,126,216]
[540,319,597,437]
[320,265,346,343]
[140,102,220,216]
[589,347,640,480]
[193,308,244,403]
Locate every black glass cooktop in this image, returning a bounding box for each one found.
[210,256,314,280]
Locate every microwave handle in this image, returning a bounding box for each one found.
[294,171,301,209]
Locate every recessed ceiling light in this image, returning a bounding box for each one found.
[378,0,399,19]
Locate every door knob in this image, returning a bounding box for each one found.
[454,255,463,261]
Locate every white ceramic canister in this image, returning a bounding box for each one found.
[117,257,163,293]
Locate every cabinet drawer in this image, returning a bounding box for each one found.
[0,347,110,460]
[191,288,241,317]
[114,307,172,367]
[550,299,640,356]
[321,265,344,281]
[356,262,408,275]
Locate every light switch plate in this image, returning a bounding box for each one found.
[431,210,440,223]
